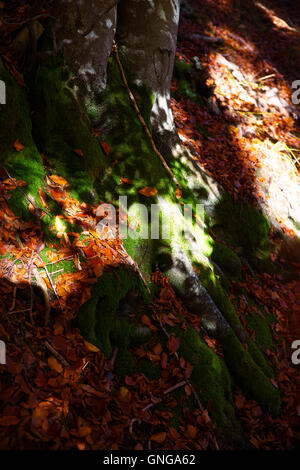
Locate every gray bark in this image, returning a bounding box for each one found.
[117,0,180,136]
[53,0,117,95]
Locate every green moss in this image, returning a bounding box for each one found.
[245,296,276,352]
[209,192,271,258]
[172,59,199,102]
[173,324,246,447]
[32,57,107,203]
[210,241,242,280]
[75,266,149,357]
[0,61,45,220]
[221,329,280,415]
[114,347,135,378]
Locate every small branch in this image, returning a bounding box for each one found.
[45,256,74,266]
[38,255,63,318]
[142,380,186,412]
[45,340,70,368]
[10,286,17,312]
[113,42,181,188]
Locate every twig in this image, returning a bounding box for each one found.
[10,286,17,312]
[113,42,181,188]
[45,340,70,368]
[142,380,187,412]
[45,256,74,266]
[8,308,32,315]
[27,249,35,323]
[38,254,63,316]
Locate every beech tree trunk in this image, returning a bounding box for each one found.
[0,0,282,448]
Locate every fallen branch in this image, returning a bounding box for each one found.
[113,42,181,189]
[45,340,70,368]
[142,380,187,412]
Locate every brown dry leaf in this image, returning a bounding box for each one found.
[187,424,197,439]
[48,356,63,374]
[100,141,111,156]
[138,187,158,197]
[84,340,100,353]
[151,432,166,443]
[13,139,24,152]
[0,416,19,426]
[167,335,180,353]
[141,314,152,327]
[93,262,104,278]
[74,149,84,157]
[153,343,162,355]
[120,177,133,185]
[175,187,182,199]
[49,175,68,187]
[118,387,132,403]
[38,188,48,208]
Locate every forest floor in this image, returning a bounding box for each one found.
[0,0,299,450]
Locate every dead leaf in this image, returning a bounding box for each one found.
[74,149,84,157]
[49,175,68,187]
[13,139,24,152]
[48,356,63,374]
[100,141,111,156]
[138,187,158,197]
[151,432,166,443]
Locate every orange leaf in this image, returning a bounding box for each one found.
[153,343,162,355]
[118,386,132,403]
[151,432,166,443]
[100,141,111,156]
[120,177,133,185]
[167,335,180,353]
[84,340,100,353]
[93,262,104,278]
[0,416,19,426]
[74,149,84,157]
[175,188,182,199]
[141,314,152,327]
[13,139,24,152]
[139,186,158,197]
[49,175,68,186]
[48,356,63,373]
[187,424,197,439]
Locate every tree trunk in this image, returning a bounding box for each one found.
[0,0,282,448]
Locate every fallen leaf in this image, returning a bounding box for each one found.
[175,187,182,199]
[49,175,68,186]
[100,141,111,156]
[187,424,197,439]
[48,356,63,374]
[74,149,84,157]
[120,177,133,185]
[13,139,24,152]
[167,335,180,353]
[139,186,158,197]
[0,416,19,426]
[151,432,166,443]
[84,340,100,353]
